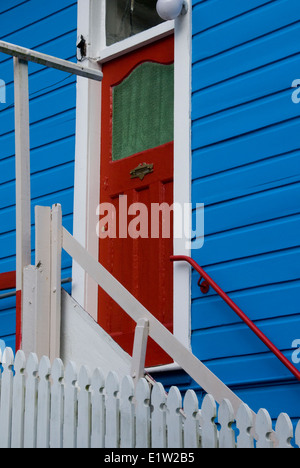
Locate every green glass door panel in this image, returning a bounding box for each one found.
[112,61,174,161]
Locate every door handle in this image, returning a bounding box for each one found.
[130,162,154,181]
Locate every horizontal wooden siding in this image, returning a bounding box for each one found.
[0,0,77,349]
[191,0,300,418]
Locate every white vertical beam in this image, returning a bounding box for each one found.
[22,266,38,357]
[34,206,51,357]
[24,205,63,360]
[22,265,50,359]
[173,1,192,350]
[14,57,31,291]
[72,0,103,319]
[50,204,62,361]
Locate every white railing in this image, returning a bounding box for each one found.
[22,203,286,446]
[26,205,248,409]
[0,347,299,449]
[0,40,102,345]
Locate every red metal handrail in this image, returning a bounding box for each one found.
[171,255,300,381]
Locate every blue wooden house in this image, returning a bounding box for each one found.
[0,0,299,433]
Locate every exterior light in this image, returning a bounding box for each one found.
[156,0,188,21]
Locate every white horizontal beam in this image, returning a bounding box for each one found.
[0,41,103,81]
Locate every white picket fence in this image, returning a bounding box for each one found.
[0,347,299,449]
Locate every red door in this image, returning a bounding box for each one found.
[98,36,174,367]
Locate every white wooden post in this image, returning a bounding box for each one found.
[131,318,149,383]
[22,205,51,358]
[22,265,51,358]
[34,205,51,356]
[23,205,62,359]
[22,266,37,356]
[50,204,62,361]
[14,57,31,347]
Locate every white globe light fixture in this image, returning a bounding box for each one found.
[156,0,188,21]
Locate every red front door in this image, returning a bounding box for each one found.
[98,36,174,367]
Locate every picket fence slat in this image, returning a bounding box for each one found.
[50,358,64,448]
[37,356,51,448]
[295,420,300,448]
[63,361,78,448]
[275,413,293,449]
[167,386,183,448]
[135,378,151,448]
[77,365,91,449]
[105,371,120,448]
[151,382,167,448]
[11,350,26,448]
[256,408,274,449]
[120,375,135,448]
[218,399,236,449]
[236,403,254,449]
[183,390,200,448]
[24,353,39,448]
[201,393,218,448]
[0,348,14,448]
[0,348,299,449]
[91,368,105,449]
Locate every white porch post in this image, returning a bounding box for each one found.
[22,205,62,359]
[50,204,62,361]
[72,0,103,319]
[14,57,31,350]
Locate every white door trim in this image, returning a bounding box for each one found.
[73,0,192,353]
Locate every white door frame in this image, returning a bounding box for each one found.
[72,0,192,357]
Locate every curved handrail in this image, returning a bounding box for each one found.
[171,255,300,382]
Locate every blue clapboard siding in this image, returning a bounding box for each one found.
[0,0,77,350]
[190,0,300,418]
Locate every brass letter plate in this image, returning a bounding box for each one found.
[130,162,154,181]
